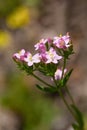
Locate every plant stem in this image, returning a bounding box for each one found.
[32,73,53,88]
[62,57,75,105]
[65,85,76,105]
[58,89,77,121]
[60,57,79,122]
[61,57,66,79]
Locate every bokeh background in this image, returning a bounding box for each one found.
[0,0,87,130]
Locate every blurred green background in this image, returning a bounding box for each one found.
[0,0,87,130]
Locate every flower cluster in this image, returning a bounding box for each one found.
[13,33,73,81]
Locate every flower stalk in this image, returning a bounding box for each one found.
[32,73,53,88]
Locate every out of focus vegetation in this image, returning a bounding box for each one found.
[0,0,40,17]
[0,0,41,49]
[0,0,41,46]
[0,74,59,130]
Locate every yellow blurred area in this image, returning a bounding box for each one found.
[6,6,30,29]
[0,31,11,48]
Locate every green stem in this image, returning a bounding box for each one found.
[53,76,58,86]
[32,73,53,88]
[62,57,75,105]
[58,90,77,121]
[61,57,66,79]
[60,58,79,122]
[65,85,76,105]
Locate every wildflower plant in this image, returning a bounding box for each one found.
[13,33,84,130]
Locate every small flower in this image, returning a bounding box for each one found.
[38,43,46,53]
[53,33,70,49]
[32,53,41,63]
[39,53,47,62]
[46,47,62,64]
[24,52,40,66]
[13,49,25,61]
[54,68,67,80]
[24,52,34,66]
[34,38,48,50]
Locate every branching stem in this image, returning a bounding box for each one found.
[32,73,53,88]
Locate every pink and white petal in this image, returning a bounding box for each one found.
[20,49,25,55]
[14,53,20,59]
[27,61,33,66]
[24,57,29,62]
[56,55,62,60]
[33,53,40,63]
[52,59,58,64]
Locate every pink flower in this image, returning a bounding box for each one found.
[24,52,33,66]
[38,43,46,53]
[46,38,53,44]
[54,68,67,80]
[32,53,41,63]
[46,48,62,64]
[13,49,25,61]
[34,38,48,50]
[39,53,47,62]
[24,52,40,66]
[53,33,70,49]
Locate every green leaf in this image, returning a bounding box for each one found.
[71,105,84,129]
[36,84,57,93]
[63,69,73,86]
[36,84,44,91]
[15,61,33,75]
[38,63,57,77]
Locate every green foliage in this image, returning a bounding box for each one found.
[62,69,73,86]
[35,68,73,94]
[0,74,59,130]
[13,59,33,75]
[38,63,57,76]
[0,0,41,17]
[71,105,84,130]
[36,84,57,93]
